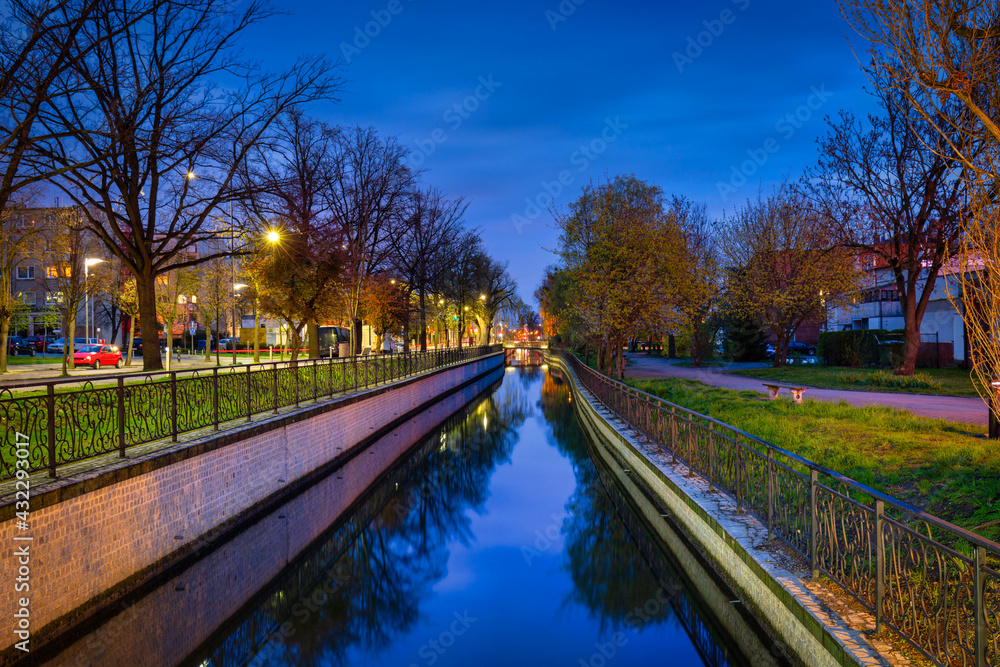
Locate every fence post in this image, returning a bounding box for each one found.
[669,406,677,464]
[171,371,178,442]
[46,384,57,478]
[875,499,884,634]
[810,468,819,578]
[272,363,278,414]
[686,413,695,477]
[767,447,774,541]
[735,433,743,512]
[312,359,317,402]
[213,367,219,431]
[118,377,126,458]
[707,422,715,491]
[975,545,985,667]
[294,360,300,407]
[328,356,334,397]
[246,366,252,422]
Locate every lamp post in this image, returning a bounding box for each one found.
[233,283,248,365]
[84,258,105,342]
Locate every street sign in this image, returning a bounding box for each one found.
[189,321,197,336]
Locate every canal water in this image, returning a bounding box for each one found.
[42,365,782,666]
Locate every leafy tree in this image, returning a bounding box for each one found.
[359,274,409,352]
[720,184,857,367]
[555,175,684,379]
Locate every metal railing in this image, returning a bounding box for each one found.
[562,352,999,667]
[0,345,501,482]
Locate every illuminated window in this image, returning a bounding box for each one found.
[17,292,36,305]
[46,292,64,304]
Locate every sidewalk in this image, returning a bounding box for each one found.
[625,354,988,428]
[0,353,259,385]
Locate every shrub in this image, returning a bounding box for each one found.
[818,329,888,367]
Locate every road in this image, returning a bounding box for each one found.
[625,354,989,429]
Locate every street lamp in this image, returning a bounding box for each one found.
[84,258,105,342]
[266,229,280,245]
[233,283,248,365]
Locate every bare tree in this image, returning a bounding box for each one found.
[469,254,519,345]
[389,187,466,351]
[810,86,969,374]
[839,0,1000,177]
[196,258,233,366]
[327,127,416,354]
[248,110,342,358]
[30,0,339,371]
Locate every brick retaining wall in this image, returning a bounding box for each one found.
[0,353,503,657]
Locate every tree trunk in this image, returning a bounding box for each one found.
[307,319,319,359]
[896,311,921,376]
[137,273,163,371]
[772,333,785,368]
[126,317,136,367]
[353,318,362,355]
[63,305,78,375]
[290,326,303,362]
[0,316,9,373]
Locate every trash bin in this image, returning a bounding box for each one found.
[338,342,350,358]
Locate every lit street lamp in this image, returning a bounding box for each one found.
[233,283,248,365]
[84,258,105,342]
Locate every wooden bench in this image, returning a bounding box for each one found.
[762,382,808,405]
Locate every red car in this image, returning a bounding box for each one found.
[25,335,53,353]
[73,344,124,369]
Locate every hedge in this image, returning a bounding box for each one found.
[818,329,903,367]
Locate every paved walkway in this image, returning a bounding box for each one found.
[625,354,988,428]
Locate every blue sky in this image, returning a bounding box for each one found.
[243,0,880,305]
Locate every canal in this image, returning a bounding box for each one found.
[41,365,783,666]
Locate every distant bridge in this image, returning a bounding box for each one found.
[503,341,547,366]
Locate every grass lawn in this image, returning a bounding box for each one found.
[5,355,63,366]
[729,365,980,398]
[628,376,1000,544]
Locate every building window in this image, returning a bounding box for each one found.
[17,292,36,305]
[46,292,64,305]
[46,263,70,279]
[15,266,34,280]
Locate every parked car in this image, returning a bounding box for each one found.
[787,341,817,356]
[73,344,124,369]
[317,326,352,357]
[7,336,36,357]
[25,335,53,352]
[47,337,100,353]
[765,341,817,359]
[219,337,248,350]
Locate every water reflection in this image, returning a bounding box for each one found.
[190,379,530,666]
[181,367,767,666]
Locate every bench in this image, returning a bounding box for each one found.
[762,382,808,405]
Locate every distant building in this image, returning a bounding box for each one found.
[826,257,966,367]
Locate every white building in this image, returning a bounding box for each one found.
[827,263,966,366]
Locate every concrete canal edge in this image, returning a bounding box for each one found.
[0,352,504,659]
[547,353,888,667]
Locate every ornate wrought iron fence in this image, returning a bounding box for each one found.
[562,352,999,667]
[0,346,501,482]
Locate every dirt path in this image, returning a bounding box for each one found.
[625,355,988,428]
